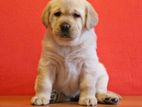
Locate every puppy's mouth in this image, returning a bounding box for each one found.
[60,32,72,38]
[58,33,75,41]
[54,31,76,41]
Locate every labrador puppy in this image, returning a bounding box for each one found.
[31,0,121,106]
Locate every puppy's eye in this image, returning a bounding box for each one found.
[73,13,81,18]
[54,12,62,17]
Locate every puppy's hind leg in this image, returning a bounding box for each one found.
[96,63,121,104]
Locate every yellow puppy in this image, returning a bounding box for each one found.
[31,0,121,106]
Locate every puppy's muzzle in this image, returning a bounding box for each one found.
[60,22,71,38]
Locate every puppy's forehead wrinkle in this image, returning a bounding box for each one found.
[50,0,86,10]
[49,0,87,19]
[51,0,86,4]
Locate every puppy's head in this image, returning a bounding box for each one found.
[42,0,98,46]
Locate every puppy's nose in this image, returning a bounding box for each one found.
[60,23,70,33]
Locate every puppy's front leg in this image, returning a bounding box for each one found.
[31,63,56,106]
[79,66,98,106]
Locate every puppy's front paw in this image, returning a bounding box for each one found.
[31,95,50,106]
[79,96,97,106]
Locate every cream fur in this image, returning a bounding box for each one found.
[31,0,121,106]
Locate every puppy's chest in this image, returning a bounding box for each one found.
[64,56,83,75]
[57,47,84,74]
[54,48,84,91]
[58,52,84,80]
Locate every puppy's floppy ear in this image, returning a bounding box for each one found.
[85,2,99,29]
[42,3,51,28]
